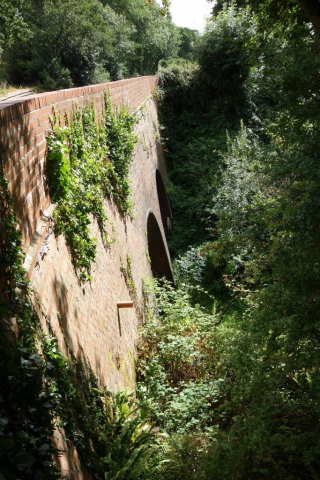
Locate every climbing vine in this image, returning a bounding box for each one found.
[121,256,137,298]
[121,255,143,321]
[47,94,137,281]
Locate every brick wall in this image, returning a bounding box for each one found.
[0,76,158,249]
[0,77,171,478]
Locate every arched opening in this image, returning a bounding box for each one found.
[147,211,173,281]
[156,170,173,235]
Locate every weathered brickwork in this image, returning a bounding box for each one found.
[0,76,158,249]
[0,78,171,477]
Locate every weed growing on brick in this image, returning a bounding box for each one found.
[47,94,137,281]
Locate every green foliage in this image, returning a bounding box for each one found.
[244,0,313,33]
[47,95,137,281]
[176,27,200,62]
[136,280,240,480]
[173,245,233,311]
[103,97,137,214]
[42,337,156,479]
[4,0,107,89]
[149,3,320,479]
[137,280,222,435]
[0,173,59,479]
[173,246,206,287]
[106,0,180,76]
[203,7,320,479]
[103,392,156,480]
[1,0,182,89]
[0,0,28,53]
[157,13,253,256]
[3,2,320,479]
[198,4,254,97]
[102,4,137,81]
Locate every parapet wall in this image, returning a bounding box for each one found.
[0,76,158,249]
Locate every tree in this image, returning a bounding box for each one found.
[102,5,136,80]
[2,0,181,88]
[198,4,254,96]
[0,0,24,52]
[5,0,112,88]
[296,0,320,36]
[157,2,320,477]
[209,0,320,36]
[177,27,199,61]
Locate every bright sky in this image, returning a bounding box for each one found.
[156,0,213,32]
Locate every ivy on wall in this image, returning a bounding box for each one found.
[121,254,144,321]
[47,94,137,281]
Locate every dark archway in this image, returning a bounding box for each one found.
[147,211,173,281]
[156,170,172,235]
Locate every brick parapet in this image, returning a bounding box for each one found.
[0,76,158,250]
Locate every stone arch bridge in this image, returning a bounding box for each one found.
[0,76,173,394]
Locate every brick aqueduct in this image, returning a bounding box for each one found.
[0,76,173,475]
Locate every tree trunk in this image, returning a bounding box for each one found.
[296,0,320,37]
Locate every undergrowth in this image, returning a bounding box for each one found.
[0,173,58,479]
[136,279,228,479]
